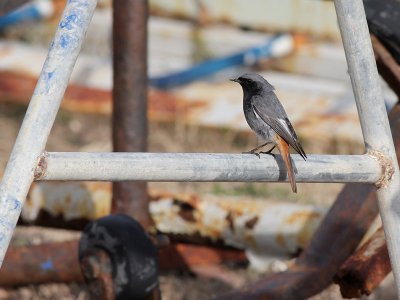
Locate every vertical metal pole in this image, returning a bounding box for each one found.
[334,0,400,296]
[112,0,151,227]
[0,0,97,266]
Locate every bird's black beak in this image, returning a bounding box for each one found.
[230,78,239,83]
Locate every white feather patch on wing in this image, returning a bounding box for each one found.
[252,106,262,121]
[277,118,292,136]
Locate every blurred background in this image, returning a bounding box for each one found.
[0,0,398,299]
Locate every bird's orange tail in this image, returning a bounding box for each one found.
[277,136,297,193]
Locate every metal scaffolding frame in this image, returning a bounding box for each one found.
[0,0,400,297]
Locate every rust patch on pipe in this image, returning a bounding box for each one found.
[158,243,247,270]
[333,227,391,298]
[366,150,394,188]
[80,249,115,300]
[372,35,400,99]
[226,212,235,232]
[284,211,321,225]
[33,151,48,180]
[174,199,196,223]
[0,241,83,286]
[244,216,259,229]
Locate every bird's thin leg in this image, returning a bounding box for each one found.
[242,142,272,158]
[260,145,276,156]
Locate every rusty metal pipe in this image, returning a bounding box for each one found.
[0,240,83,286]
[112,0,151,227]
[80,249,115,300]
[371,35,400,99]
[0,240,246,287]
[334,226,390,298]
[216,183,378,300]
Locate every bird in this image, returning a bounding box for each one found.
[231,73,306,193]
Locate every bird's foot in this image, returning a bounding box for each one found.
[259,145,276,156]
[259,151,275,157]
[242,150,261,159]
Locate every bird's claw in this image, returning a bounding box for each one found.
[242,150,261,159]
[259,151,275,157]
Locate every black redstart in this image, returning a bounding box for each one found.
[231,73,306,193]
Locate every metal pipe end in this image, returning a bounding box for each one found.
[34,151,48,181]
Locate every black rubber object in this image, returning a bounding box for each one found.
[79,214,158,300]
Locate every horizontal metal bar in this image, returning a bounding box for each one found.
[39,152,382,183]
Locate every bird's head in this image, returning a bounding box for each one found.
[230,73,274,93]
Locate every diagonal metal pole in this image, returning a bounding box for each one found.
[0,0,97,266]
[334,0,400,296]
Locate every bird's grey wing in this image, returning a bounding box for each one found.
[252,94,307,159]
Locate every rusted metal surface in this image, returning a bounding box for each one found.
[158,243,246,270]
[0,240,246,286]
[333,226,390,298]
[21,182,111,230]
[372,34,400,99]
[215,104,400,300]
[80,248,115,300]
[19,182,326,261]
[0,70,194,117]
[150,194,325,265]
[216,183,379,300]
[112,0,151,228]
[0,240,82,286]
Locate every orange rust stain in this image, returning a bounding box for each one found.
[243,233,257,248]
[275,232,286,248]
[285,211,321,225]
[297,226,315,248]
[244,216,259,229]
[148,90,207,121]
[0,71,207,118]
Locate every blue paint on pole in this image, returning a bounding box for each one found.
[60,14,77,30]
[60,34,70,48]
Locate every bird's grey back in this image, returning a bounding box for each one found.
[256,89,289,120]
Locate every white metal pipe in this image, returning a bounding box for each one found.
[334,0,400,297]
[0,0,97,266]
[40,152,382,183]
